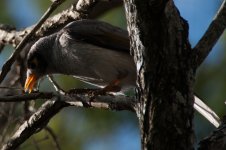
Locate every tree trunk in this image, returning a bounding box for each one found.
[123,0,195,150]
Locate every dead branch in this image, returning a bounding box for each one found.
[0,0,66,84]
[193,0,226,67]
[47,75,66,95]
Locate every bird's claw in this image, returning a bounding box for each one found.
[67,88,93,95]
[66,85,120,103]
[66,88,107,102]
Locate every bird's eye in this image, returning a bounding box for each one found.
[29,58,38,69]
[30,62,37,69]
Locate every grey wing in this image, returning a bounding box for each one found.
[55,20,134,87]
[61,19,130,52]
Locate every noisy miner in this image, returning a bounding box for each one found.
[24,19,220,127]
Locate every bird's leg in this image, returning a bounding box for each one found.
[89,72,128,100]
[66,88,100,107]
[88,79,122,102]
[102,79,122,93]
[68,72,127,103]
[68,71,127,95]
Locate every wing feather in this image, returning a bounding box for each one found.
[61,19,130,52]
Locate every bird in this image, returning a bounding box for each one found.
[24,19,220,127]
[25,19,136,94]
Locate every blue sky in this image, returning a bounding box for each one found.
[175,0,224,64]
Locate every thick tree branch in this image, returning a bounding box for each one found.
[194,0,226,67]
[124,0,194,149]
[198,117,226,150]
[0,0,66,84]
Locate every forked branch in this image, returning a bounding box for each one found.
[194,0,226,67]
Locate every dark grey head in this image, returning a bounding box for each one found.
[25,34,56,92]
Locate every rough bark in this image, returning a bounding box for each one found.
[124,0,194,150]
[198,117,226,150]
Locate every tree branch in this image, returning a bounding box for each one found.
[0,24,15,51]
[47,75,66,95]
[198,116,226,150]
[0,93,136,150]
[0,92,136,111]
[124,0,194,149]
[0,0,121,48]
[1,98,68,150]
[0,0,66,84]
[193,0,226,67]
[0,6,80,47]
[0,92,54,102]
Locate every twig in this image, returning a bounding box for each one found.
[0,103,16,144]
[44,126,61,150]
[0,86,23,90]
[47,75,66,95]
[1,98,68,150]
[194,96,221,127]
[0,0,66,84]
[193,0,226,67]
[0,44,4,53]
[0,92,54,102]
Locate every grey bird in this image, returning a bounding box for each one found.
[25,20,136,93]
[24,19,220,127]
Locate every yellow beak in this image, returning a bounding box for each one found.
[24,74,37,93]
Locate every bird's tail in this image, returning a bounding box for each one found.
[194,95,221,128]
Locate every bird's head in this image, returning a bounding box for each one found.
[24,38,50,93]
